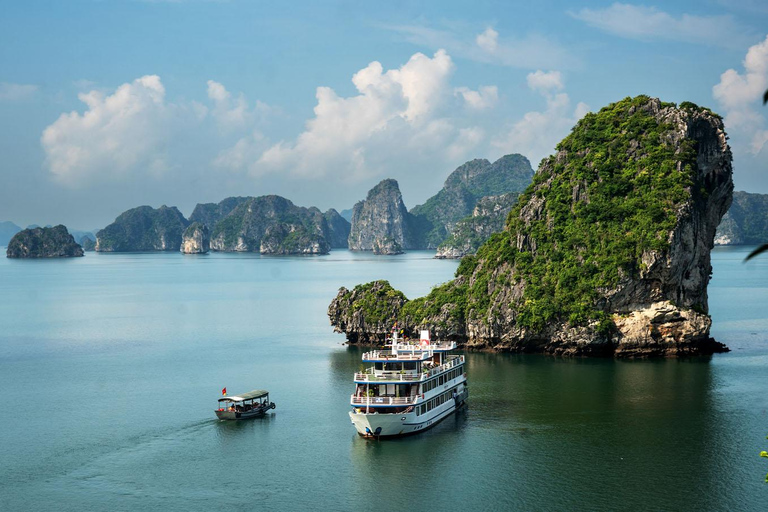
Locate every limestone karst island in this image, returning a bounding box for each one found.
[329,96,733,358]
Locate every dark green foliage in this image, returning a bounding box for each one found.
[209,195,332,253]
[437,193,520,257]
[390,96,711,332]
[189,197,249,229]
[344,280,408,325]
[96,205,189,252]
[7,225,84,258]
[499,95,699,328]
[401,280,468,326]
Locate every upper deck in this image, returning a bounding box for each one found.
[354,354,465,383]
[362,341,457,362]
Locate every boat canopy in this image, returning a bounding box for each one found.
[218,389,269,402]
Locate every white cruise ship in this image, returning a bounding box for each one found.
[349,329,468,438]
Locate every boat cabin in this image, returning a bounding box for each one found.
[215,389,275,420]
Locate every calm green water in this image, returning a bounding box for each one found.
[0,248,767,511]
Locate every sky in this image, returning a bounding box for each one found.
[2,0,768,230]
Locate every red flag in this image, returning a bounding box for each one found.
[222,387,227,396]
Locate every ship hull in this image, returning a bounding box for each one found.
[350,388,468,438]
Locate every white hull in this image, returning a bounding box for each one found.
[350,388,468,437]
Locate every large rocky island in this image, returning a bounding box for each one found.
[348,179,417,254]
[95,196,351,255]
[96,205,189,252]
[7,225,84,258]
[207,195,347,254]
[329,96,733,357]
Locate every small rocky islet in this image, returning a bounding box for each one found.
[6,225,84,258]
[329,96,734,358]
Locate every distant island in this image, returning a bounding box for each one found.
[329,96,733,358]
[344,154,533,255]
[6,225,84,258]
[95,196,350,255]
[12,137,764,262]
[0,221,22,247]
[436,192,520,259]
[715,191,768,245]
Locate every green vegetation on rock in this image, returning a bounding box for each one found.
[96,205,189,252]
[436,192,520,259]
[209,195,336,254]
[7,225,84,258]
[330,95,734,356]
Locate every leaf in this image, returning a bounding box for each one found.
[745,244,768,261]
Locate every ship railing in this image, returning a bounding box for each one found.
[361,350,424,361]
[354,355,465,381]
[393,341,456,352]
[354,371,421,382]
[350,395,418,406]
[422,355,465,377]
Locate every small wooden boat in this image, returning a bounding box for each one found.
[215,389,276,420]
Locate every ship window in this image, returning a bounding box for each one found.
[375,362,383,370]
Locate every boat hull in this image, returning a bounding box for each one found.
[350,388,467,438]
[215,403,274,420]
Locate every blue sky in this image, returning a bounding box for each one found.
[2,0,768,229]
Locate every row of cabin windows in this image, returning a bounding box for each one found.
[417,389,456,416]
[374,361,418,371]
[421,365,464,394]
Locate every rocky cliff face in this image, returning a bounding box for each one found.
[209,195,333,254]
[410,154,533,248]
[96,205,189,252]
[79,235,96,252]
[7,225,84,258]
[714,191,768,245]
[181,222,210,254]
[323,209,351,248]
[329,97,734,357]
[348,179,416,254]
[435,193,520,259]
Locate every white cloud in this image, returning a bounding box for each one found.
[250,50,482,180]
[570,3,751,48]
[713,35,768,154]
[206,80,273,132]
[526,70,563,93]
[41,75,178,186]
[492,71,588,167]
[213,130,268,172]
[476,27,498,53]
[0,82,38,101]
[385,24,576,70]
[455,86,498,110]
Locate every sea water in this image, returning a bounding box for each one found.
[0,248,766,511]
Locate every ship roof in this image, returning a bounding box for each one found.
[218,389,269,402]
